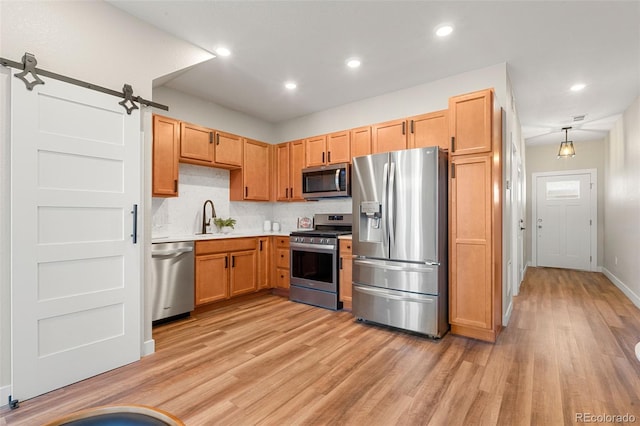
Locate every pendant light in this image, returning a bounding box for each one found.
[557,126,576,158]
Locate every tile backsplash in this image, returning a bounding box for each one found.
[152,164,352,237]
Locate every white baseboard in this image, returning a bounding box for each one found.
[0,384,11,408]
[503,299,513,327]
[602,267,640,309]
[142,339,155,357]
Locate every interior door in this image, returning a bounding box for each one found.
[11,73,141,401]
[535,173,592,270]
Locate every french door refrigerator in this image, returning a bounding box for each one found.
[352,146,448,337]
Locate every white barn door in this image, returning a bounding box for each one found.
[11,73,141,401]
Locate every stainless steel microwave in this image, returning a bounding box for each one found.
[302,163,351,199]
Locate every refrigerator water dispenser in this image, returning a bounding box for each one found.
[359,201,383,242]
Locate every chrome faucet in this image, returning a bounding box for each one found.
[201,200,217,234]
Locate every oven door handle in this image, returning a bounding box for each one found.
[290,242,336,252]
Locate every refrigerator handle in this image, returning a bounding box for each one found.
[388,161,396,250]
[382,162,389,249]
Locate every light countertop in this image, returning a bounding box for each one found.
[152,231,291,244]
[338,235,352,240]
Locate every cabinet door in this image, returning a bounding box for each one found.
[449,89,493,156]
[195,253,228,306]
[229,250,257,297]
[152,115,179,197]
[180,122,214,164]
[275,248,289,269]
[214,131,243,168]
[305,135,327,167]
[257,237,270,289]
[275,143,291,201]
[326,131,351,164]
[243,139,270,200]
[372,119,407,154]
[449,155,493,331]
[339,240,353,309]
[409,110,448,151]
[290,140,305,201]
[350,126,371,159]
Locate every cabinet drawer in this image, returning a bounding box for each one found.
[339,240,352,253]
[276,268,290,288]
[275,237,290,248]
[276,248,290,269]
[196,237,257,255]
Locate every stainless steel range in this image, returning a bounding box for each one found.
[289,214,352,310]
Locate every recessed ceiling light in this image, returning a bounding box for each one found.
[570,83,586,92]
[215,47,231,57]
[284,82,297,90]
[346,58,361,68]
[435,24,453,37]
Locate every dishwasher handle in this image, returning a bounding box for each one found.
[152,247,194,257]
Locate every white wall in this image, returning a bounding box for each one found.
[0,0,213,394]
[276,63,508,142]
[524,139,606,267]
[153,87,277,143]
[603,96,640,307]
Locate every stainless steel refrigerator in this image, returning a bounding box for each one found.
[352,146,448,338]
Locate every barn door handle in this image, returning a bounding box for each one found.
[131,204,138,244]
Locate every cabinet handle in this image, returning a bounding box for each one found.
[322,152,325,163]
[131,204,138,244]
[339,257,343,270]
[410,120,414,134]
[216,133,220,145]
[402,121,406,135]
[225,257,228,268]
[328,151,331,163]
[451,136,455,152]
[290,187,293,199]
[260,240,263,251]
[232,256,235,267]
[285,187,289,198]
[451,163,456,179]
[245,186,248,197]
[174,179,178,193]
[209,132,213,144]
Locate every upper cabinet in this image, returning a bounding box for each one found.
[214,131,243,168]
[350,126,372,160]
[372,118,407,154]
[449,89,493,156]
[304,135,327,167]
[275,140,305,201]
[326,131,351,164]
[305,131,351,166]
[230,138,270,201]
[152,115,180,197]
[178,122,242,169]
[180,121,214,165]
[408,110,449,151]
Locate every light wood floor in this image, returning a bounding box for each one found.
[2,268,640,425]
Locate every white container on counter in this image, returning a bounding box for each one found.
[263,220,271,231]
[272,222,280,232]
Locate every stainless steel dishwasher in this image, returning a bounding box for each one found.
[151,241,194,323]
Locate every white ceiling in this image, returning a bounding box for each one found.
[109,1,639,145]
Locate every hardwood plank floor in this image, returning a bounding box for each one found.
[2,268,640,425]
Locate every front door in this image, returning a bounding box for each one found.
[11,73,141,401]
[535,171,595,271]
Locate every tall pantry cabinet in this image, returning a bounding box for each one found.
[448,88,503,343]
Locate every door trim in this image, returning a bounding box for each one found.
[531,169,597,271]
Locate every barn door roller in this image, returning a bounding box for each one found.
[0,52,169,114]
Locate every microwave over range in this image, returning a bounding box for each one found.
[301,163,351,199]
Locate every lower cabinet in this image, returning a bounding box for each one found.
[273,236,290,289]
[195,238,258,307]
[339,239,353,309]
